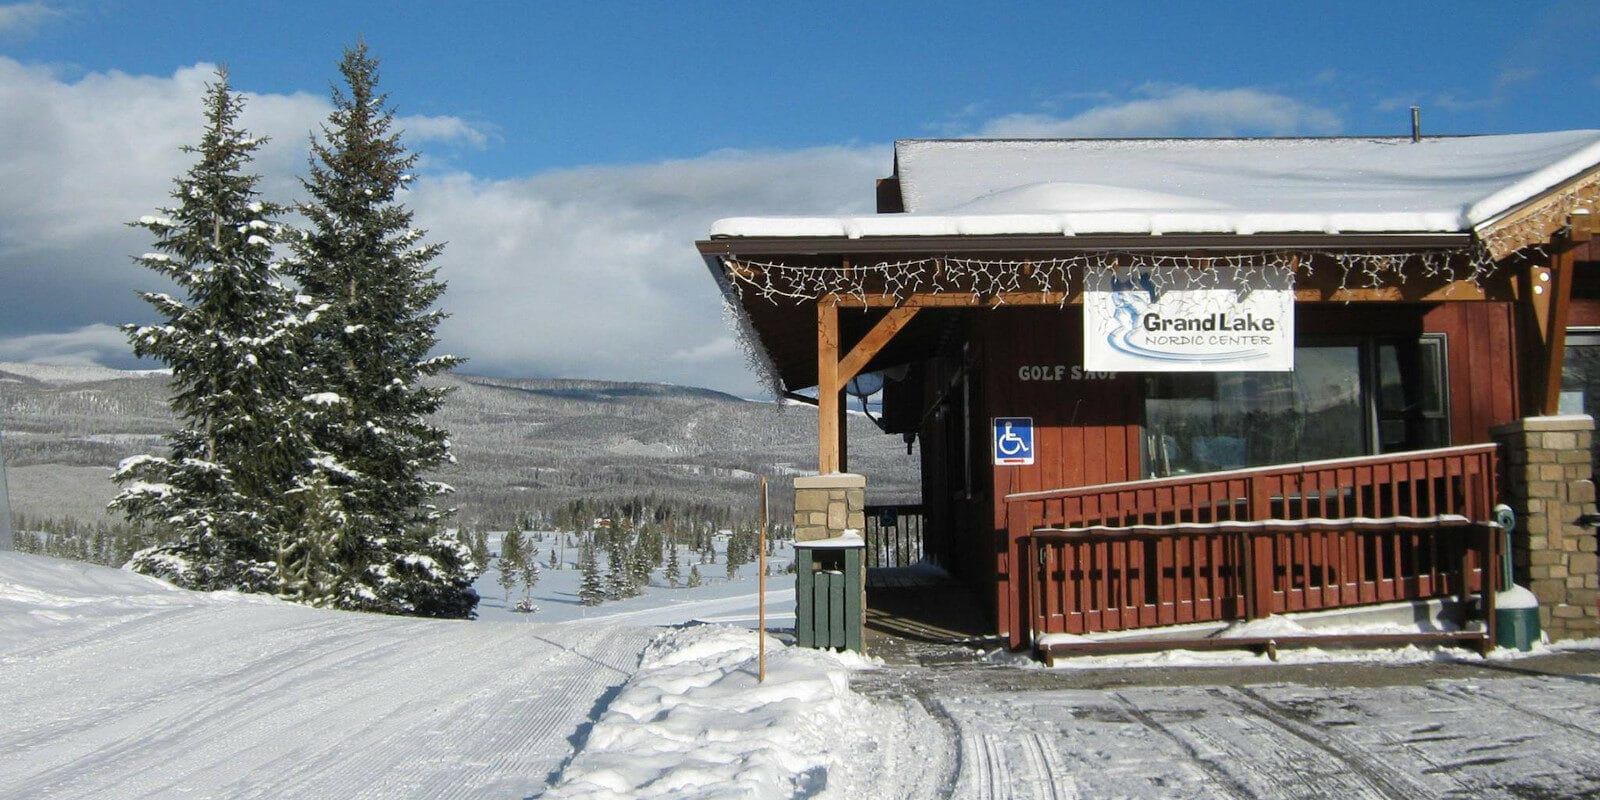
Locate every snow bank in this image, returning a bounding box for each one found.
[0,552,274,639]
[545,625,904,799]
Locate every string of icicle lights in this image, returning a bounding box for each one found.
[723,248,1500,305]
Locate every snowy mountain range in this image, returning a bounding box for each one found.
[0,363,919,528]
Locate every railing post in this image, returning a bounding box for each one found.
[1251,532,1275,619]
[1022,536,1036,652]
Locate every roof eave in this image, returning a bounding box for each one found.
[695,232,1475,258]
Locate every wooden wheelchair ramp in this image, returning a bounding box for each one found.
[1004,444,1503,658]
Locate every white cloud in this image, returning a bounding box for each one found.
[0,2,56,36]
[409,145,881,396]
[1433,66,1541,112]
[399,114,493,148]
[0,56,880,398]
[667,336,739,364]
[979,85,1341,138]
[0,323,127,365]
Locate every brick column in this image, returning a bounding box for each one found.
[792,473,866,542]
[1491,415,1600,641]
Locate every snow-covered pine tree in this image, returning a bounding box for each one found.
[466,526,490,570]
[278,470,349,605]
[687,564,703,588]
[606,534,633,599]
[496,529,524,605]
[628,526,652,590]
[287,43,474,618]
[578,541,604,606]
[664,541,681,587]
[518,555,540,611]
[113,69,305,593]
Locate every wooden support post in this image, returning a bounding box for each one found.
[1542,236,1576,415]
[817,297,841,474]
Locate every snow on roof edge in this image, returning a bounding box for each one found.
[1466,138,1600,227]
[708,210,1468,240]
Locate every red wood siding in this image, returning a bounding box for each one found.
[1422,303,1519,441]
[975,307,1142,636]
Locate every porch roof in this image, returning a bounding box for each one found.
[710,131,1600,245]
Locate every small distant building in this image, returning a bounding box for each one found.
[700,132,1600,655]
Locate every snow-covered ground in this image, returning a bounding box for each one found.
[6,549,1600,799]
[0,549,928,799]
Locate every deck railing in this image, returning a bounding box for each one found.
[1004,444,1500,651]
[863,503,926,568]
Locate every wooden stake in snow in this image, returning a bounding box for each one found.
[758,475,768,682]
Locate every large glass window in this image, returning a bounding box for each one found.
[1560,329,1600,474]
[1142,337,1448,478]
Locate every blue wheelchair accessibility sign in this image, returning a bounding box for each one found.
[992,417,1035,465]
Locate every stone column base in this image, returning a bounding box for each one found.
[793,473,866,542]
[1492,415,1600,641]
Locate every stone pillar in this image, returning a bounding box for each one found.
[1492,415,1600,640]
[793,473,866,542]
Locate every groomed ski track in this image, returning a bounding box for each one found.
[0,555,653,799]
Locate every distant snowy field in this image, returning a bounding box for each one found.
[471,531,798,628]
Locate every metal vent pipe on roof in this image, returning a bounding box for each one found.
[1411,106,1421,142]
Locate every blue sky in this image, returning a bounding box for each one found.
[1,1,1597,396]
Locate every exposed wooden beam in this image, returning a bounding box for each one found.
[827,277,1500,310]
[1529,263,1554,345]
[1542,240,1577,415]
[838,292,1076,308]
[837,306,920,383]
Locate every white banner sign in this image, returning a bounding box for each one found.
[1084,269,1294,372]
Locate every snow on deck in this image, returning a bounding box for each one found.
[711,130,1600,240]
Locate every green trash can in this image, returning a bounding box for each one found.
[795,531,865,652]
[1496,585,1541,652]
[1493,505,1541,652]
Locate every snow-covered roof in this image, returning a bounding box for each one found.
[711,131,1600,240]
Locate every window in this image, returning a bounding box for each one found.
[1142,336,1448,478]
[1560,329,1600,474]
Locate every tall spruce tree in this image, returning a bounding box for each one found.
[496,529,524,605]
[288,44,474,617]
[113,69,304,593]
[578,541,605,606]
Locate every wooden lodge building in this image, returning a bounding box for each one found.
[698,132,1600,657]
